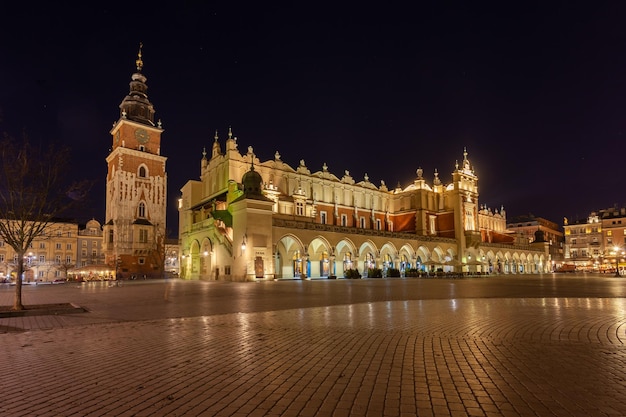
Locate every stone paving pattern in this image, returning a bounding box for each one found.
[1,276,625,416]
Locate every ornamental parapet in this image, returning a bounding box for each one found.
[481,242,535,251]
[273,218,456,244]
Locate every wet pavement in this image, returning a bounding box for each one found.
[1,274,625,416]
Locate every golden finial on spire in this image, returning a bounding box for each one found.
[136,42,144,72]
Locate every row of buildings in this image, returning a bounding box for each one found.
[504,208,626,275]
[2,47,623,282]
[561,208,626,274]
[0,218,180,283]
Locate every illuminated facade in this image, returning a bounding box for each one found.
[0,219,78,283]
[507,214,564,271]
[179,133,549,281]
[76,219,104,267]
[103,46,168,279]
[564,207,626,274]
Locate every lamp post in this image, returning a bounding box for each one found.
[615,246,623,277]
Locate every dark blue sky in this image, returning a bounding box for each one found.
[2,2,626,235]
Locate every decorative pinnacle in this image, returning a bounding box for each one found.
[136,42,144,71]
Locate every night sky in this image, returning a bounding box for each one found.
[2,2,626,236]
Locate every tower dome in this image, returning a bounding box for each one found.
[232,162,272,203]
[241,164,263,197]
[534,228,546,242]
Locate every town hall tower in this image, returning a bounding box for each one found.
[103,45,167,278]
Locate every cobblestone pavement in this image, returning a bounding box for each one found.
[1,275,626,416]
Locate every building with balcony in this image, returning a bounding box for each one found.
[563,207,626,273]
[0,219,78,283]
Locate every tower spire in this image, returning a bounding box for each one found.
[136,42,144,72]
[118,43,156,126]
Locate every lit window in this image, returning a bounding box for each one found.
[295,201,304,216]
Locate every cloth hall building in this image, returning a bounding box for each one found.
[178,133,550,281]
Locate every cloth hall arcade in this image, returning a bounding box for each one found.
[178,132,549,281]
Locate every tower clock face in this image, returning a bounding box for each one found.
[135,128,149,144]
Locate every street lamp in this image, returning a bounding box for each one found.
[615,246,623,277]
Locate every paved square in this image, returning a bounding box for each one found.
[1,275,625,416]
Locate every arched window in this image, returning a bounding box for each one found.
[138,202,146,218]
[138,166,147,178]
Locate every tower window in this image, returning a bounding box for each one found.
[138,202,146,218]
[139,229,148,243]
[138,166,147,178]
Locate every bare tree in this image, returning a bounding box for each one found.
[0,134,91,310]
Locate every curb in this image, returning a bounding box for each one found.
[0,303,87,318]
